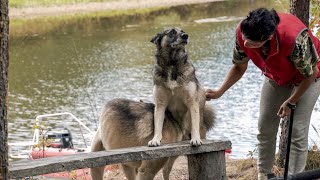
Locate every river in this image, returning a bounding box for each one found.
[9,0,320,159]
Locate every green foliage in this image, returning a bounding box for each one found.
[310,0,320,37]
[10,6,163,37]
[247,147,257,159]
[306,145,320,170]
[9,0,113,8]
[32,120,52,149]
[306,125,320,170]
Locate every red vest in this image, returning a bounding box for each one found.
[236,13,320,85]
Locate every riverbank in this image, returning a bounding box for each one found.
[10,0,225,19]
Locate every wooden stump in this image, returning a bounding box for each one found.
[188,151,226,180]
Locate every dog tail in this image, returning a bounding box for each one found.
[91,128,105,152]
[203,104,215,131]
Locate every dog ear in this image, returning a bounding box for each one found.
[150,33,162,46]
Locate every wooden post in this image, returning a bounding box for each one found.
[188,151,226,180]
[0,0,9,179]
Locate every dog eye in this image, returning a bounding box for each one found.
[169,29,177,35]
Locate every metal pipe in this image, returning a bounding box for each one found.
[284,103,296,179]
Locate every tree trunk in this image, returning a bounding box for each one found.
[276,119,288,168]
[276,0,310,169]
[0,0,9,179]
[290,0,310,26]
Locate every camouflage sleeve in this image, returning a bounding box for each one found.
[290,30,320,78]
[232,40,249,64]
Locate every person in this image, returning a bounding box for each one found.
[205,8,320,180]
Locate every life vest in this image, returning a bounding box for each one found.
[236,13,320,85]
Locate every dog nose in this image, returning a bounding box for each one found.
[181,33,188,40]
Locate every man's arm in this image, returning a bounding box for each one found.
[277,30,320,117]
[277,65,319,117]
[206,61,248,100]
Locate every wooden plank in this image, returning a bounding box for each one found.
[9,139,231,178]
[188,151,226,180]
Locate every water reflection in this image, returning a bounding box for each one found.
[9,0,319,159]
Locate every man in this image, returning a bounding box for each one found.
[206,8,320,180]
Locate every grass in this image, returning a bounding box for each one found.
[228,137,320,180]
[9,0,114,8]
[310,0,320,37]
[227,158,258,180]
[10,6,164,37]
[306,147,320,170]
[227,148,320,180]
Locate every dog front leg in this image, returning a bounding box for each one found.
[148,105,166,146]
[190,103,202,146]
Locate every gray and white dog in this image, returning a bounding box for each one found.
[148,27,211,147]
[90,28,215,180]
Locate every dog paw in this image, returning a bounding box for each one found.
[148,139,161,147]
[190,138,202,146]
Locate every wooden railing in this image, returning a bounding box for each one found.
[9,139,231,179]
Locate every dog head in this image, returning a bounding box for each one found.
[150,27,188,49]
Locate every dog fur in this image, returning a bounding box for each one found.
[148,27,208,147]
[90,27,215,180]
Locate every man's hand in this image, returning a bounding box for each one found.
[205,62,248,101]
[277,100,291,118]
[277,100,296,118]
[205,89,223,101]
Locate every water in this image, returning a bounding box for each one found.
[9,0,320,159]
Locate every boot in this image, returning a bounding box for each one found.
[258,173,268,180]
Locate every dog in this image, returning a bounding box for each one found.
[148,27,209,147]
[90,28,215,180]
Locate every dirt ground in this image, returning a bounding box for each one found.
[104,156,190,180]
[10,0,225,19]
[103,156,258,180]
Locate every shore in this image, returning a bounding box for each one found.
[10,0,225,19]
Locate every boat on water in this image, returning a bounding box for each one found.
[9,112,113,179]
